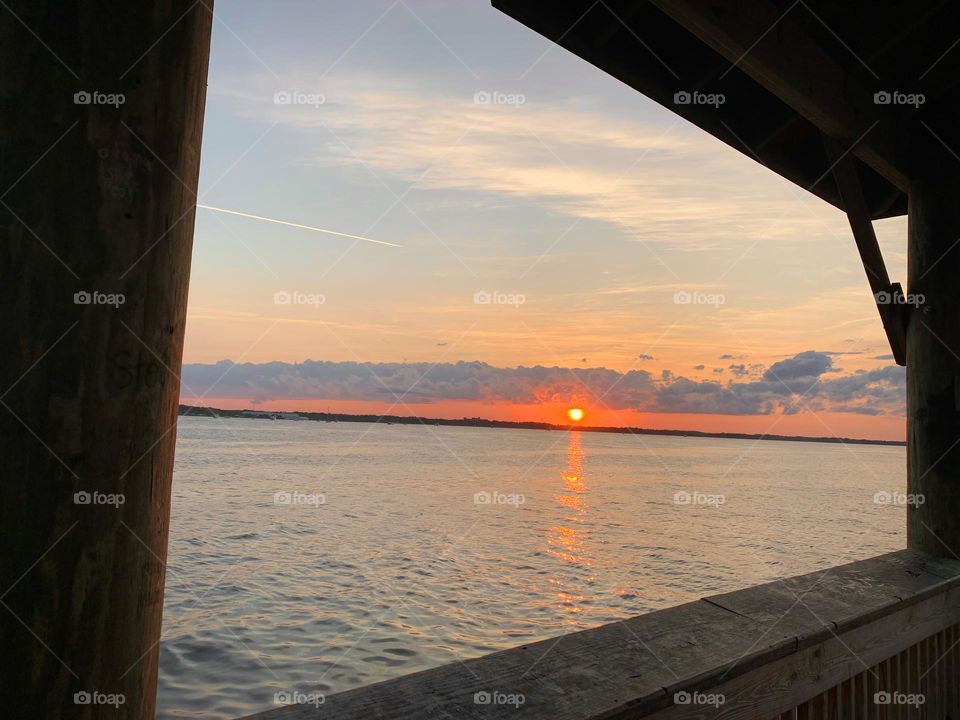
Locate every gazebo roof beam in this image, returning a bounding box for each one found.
[648,0,912,192]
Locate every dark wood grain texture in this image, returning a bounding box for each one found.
[0,2,214,717]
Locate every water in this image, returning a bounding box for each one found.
[158,416,905,718]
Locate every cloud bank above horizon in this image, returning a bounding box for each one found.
[181,351,903,418]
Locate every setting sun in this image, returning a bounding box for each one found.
[567,408,585,422]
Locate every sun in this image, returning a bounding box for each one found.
[567,407,585,422]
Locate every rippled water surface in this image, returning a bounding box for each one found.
[158,416,904,718]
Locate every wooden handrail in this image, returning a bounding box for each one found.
[240,550,960,719]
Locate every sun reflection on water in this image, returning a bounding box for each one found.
[546,432,595,616]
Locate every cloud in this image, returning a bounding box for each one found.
[217,75,854,251]
[182,351,905,417]
[728,363,748,377]
[812,366,905,413]
[765,350,832,381]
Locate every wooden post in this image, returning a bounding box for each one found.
[825,137,907,366]
[906,167,960,556]
[0,2,213,717]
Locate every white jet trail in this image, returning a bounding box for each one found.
[197,204,401,248]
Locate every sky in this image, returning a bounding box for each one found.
[181,0,909,441]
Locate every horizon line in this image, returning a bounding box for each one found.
[178,402,905,447]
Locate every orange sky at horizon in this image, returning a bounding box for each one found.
[188,395,906,442]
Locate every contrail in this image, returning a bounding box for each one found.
[196,204,401,248]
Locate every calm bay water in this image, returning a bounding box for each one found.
[158,416,904,719]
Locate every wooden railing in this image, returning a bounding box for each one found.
[243,550,960,719]
[779,622,959,719]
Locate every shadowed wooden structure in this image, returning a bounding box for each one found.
[3,0,960,718]
[0,1,212,717]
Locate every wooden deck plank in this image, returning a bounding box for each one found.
[702,550,960,644]
[651,583,960,719]
[246,599,766,719]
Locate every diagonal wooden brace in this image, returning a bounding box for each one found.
[824,135,908,366]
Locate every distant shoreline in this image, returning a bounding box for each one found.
[178,404,905,447]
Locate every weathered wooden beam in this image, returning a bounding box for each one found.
[656,570,960,718]
[824,135,908,366]
[491,0,910,219]
[241,550,960,719]
[906,164,960,557]
[0,2,213,717]
[647,0,911,192]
